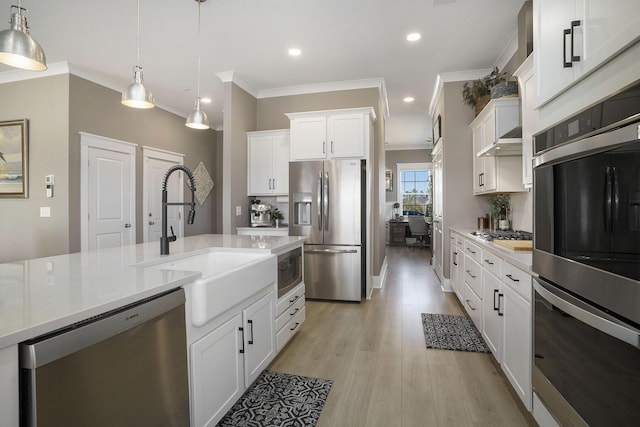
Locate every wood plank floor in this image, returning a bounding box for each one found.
[269,246,537,427]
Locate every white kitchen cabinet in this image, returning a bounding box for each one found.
[470,98,525,195]
[513,55,535,188]
[464,281,483,332]
[449,235,463,302]
[275,282,306,351]
[534,0,640,106]
[247,130,290,196]
[286,107,375,161]
[502,280,532,411]
[242,291,276,386]
[482,269,503,362]
[190,287,276,427]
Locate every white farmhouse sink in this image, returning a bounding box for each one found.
[152,250,276,327]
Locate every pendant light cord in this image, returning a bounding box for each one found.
[196,0,202,100]
[136,0,141,67]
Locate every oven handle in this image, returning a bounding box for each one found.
[534,278,640,348]
[305,248,358,254]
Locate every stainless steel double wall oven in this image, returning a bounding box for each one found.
[532,82,640,426]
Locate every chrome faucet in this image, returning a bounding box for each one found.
[161,165,197,255]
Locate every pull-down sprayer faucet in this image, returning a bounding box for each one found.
[161,165,197,255]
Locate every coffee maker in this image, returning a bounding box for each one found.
[250,200,272,227]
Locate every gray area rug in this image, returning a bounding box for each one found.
[216,370,333,427]
[421,313,491,353]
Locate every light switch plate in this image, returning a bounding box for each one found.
[235,206,242,216]
[40,207,51,217]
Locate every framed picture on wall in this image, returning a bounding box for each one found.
[0,119,29,198]
[433,114,442,144]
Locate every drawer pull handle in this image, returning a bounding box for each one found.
[466,270,476,279]
[498,293,504,317]
[484,259,494,265]
[505,274,520,282]
[465,299,477,311]
[290,308,299,316]
[289,295,300,303]
[238,327,245,354]
[466,248,476,254]
[290,322,300,331]
[247,319,254,345]
[493,289,500,311]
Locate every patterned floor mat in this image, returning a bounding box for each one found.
[421,313,491,353]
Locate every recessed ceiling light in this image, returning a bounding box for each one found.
[200,97,212,104]
[406,32,421,42]
[403,97,415,103]
[288,48,302,56]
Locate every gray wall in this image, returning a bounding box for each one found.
[0,75,70,262]
[0,73,219,262]
[68,75,219,252]
[256,88,386,278]
[222,82,257,233]
[384,149,431,203]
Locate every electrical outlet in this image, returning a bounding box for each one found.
[235,206,242,216]
[40,207,51,217]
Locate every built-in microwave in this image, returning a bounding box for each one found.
[277,247,303,299]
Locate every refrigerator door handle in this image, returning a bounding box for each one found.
[317,172,323,231]
[324,171,330,231]
[605,166,612,235]
[305,248,358,254]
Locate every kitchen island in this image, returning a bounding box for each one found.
[0,234,306,427]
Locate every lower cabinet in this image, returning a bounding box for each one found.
[482,270,503,362]
[190,288,276,427]
[275,282,306,352]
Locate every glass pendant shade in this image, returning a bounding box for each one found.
[0,5,47,71]
[186,98,210,129]
[121,66,155,109]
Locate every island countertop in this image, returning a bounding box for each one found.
[0,234,306,348]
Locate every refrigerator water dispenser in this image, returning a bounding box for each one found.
[293,192,312,225]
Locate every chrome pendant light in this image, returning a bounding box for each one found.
[122,0,154,109]
[186,0,209,130]
[0,0,47,71]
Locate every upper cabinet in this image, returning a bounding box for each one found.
[470,98,526,195]
[286,107,376,161]
[513,55,536,189]
[534,0,640,106]
[247,130,290,196]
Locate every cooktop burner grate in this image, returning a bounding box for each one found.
[470,230,532,241]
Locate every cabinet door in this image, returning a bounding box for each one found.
[472,126,484,194]
[191,313,244,427]
[271,132,290,195]
[290,116,327,160]
[248,135,274,195]
[481,156,497,192]
[534,0,579,105]
[517,59,536,188]
[482,271,503,361]
[450,241,463,302]
[502,284,532,411]
[327,113,365,158]
[243,291,276,387]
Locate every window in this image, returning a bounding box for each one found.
[397,163,432,216]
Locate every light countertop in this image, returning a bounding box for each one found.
[450,227,534,274]
[0,234,306,348]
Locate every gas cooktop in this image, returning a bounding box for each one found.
[470,230,533,241]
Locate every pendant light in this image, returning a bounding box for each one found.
[122,0,154,109]
[186,0,209,130]
[0,0,47,71]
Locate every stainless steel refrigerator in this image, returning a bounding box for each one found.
[289,159,365,301]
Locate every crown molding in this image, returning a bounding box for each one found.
[428,68,492,117]
[495,30,519,72]
[215,71,259,98]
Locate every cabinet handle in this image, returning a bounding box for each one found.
[148,221,155,225]
[505,274,520,283]
[290,322,300,331]
[493,289,500,311]
[124,223,132,228]
[570,20,581,62]
[323,141,326,154]
[290,308,299,316]
[466,270,476,279]
[239,327,245,354]
[247,319,254,345]
[331,140,334,153]
[465,299,477,311]
[272,178,276,189]
[466,247,476,254]
[290,294,300,304]
[453,251,458,266]
[563,28,572,68]
[498,293,504,317]
[484,259,494,265]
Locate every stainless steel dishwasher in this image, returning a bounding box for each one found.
[19,288,189,427]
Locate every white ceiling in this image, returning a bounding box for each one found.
[0,0,523,149]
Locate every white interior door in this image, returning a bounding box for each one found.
[142,147,184,243]
[80,133,136,251]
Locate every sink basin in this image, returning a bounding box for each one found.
[151,250,276,327]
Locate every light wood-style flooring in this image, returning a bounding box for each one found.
[269,246,536,427]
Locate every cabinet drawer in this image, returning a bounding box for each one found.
[502,263,531,303]
[464,282,482,332]
[276,306,306,352]
[276,283,305,317]
[276,295,305,332]
[463,239,482,264]
[463,256,482,299]
[481,250,502,279]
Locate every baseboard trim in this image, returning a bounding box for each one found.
[373,256,389,291]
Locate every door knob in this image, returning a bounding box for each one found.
[124,223,132,228]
